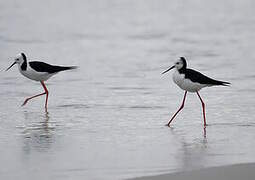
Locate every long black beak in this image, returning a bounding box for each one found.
[162,65,175,74]
[6,62,16,71]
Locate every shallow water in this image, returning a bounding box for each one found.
[1,0,255,179]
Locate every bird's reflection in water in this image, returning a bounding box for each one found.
[169,127,208,171]
[204,126,207,138]
[22,111,56,154]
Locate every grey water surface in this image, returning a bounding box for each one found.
[0,0,255,179]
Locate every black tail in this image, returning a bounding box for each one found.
[214,80,231,86]
[55,66,78,72]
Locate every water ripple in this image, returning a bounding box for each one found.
[57,104,90,109]
[127,32,168,40]
[0,35,45,44]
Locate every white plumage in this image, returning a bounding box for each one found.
[18,65,56,82]
[172,69,207,92]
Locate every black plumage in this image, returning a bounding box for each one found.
[29,61,77,73]
[20,53,27,71]
[177,57,230,86]
[182,68,230,86]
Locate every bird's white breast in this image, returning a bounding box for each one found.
[172,70,207,92]
[18,65,54,81]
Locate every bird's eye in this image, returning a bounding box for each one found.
[176,62,179,65]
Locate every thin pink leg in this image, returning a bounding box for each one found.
[40,81,49,110]
[166,91,187,126]
[22,81,49,110]
[196,91,207,127]
[22,92,46,106]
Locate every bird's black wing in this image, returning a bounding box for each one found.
[184,68,230,86]
[29,61,76,73]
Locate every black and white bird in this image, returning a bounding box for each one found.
[6,53,77,110]
[162,57,230,127]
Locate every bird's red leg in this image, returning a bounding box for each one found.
[22,92,46,106]
[167,91,187,126]
[196,91,207,127]
[40,81,49,110]
[22,81,48,108]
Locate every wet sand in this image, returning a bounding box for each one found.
[131,163,255,180]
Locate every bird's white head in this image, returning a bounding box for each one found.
[14,53,26,64]
[162,57,187,74]
[6,53,27,71]
[175,57,187,70]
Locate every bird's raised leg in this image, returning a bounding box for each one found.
[22,81,49,109]
[196,91,207,127]
[166,91,187,126]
